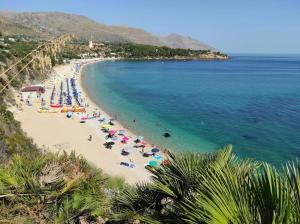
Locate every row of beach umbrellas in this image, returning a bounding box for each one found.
[50,86,56,104]
[59,81,63,105]
[65,78,72,105]
[70,78,81,106]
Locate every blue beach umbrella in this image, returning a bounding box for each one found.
[151,148,160,153]
[118,130,126,135]
[122,147,132,153]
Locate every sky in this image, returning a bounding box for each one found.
[1,0,300,54]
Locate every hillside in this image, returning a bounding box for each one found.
[0,11,217,51]
[0,14,48,38]
[160,33,217,51]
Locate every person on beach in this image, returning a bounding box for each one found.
[88,135,92,141]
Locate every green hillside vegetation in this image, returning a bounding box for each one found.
[0,151,126,223]
[8,40,38,57]
[107,43,227,59]
[63,41,228,60]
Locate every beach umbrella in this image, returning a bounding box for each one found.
[143,151,153,157]
[122,136,129,141]
[121,147,131,156]
[111,137,118,141]
[104,141,115,149]
[102,124,111,129]
[151,148,160,153]
[122,147,132,153]
[154,154,163,160]
[148,161,158,167]
[99,117,106,122]
[109,130,117,135]
[118,130,126,135]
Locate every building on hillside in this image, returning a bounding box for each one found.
[21,85,45,102]
[79,52,100,59]
[8,37,16,42]
[93,42,105,47]
[89,40,93,49]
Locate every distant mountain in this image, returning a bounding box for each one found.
[0,11,217,51]
[0,13,48,38]
[160,34,216,51]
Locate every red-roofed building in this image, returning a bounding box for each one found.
[21,86,45,93]
[21,85,45,102]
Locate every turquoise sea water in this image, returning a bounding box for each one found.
[82,55,300,165]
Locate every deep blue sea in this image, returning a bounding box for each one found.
[82,55,300,165]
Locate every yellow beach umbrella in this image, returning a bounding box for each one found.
[102,124,111,129]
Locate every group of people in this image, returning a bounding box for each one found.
[83,110,167,169]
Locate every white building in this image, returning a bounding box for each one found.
[21,85,45,104]
[89,40,93,49]
[8,37,16,42]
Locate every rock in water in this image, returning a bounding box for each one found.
[163,132,171,138]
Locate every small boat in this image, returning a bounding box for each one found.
[73,106,86,113]
[38,108,58,113]
[50,104,63,108]
[61,107,73,113]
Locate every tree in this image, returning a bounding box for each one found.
[113,145,300,223]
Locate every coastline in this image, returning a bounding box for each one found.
[79,59,149,147]
[13,58,165,185]
[79,59,160,151]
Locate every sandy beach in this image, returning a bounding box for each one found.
[12,58,164,185]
